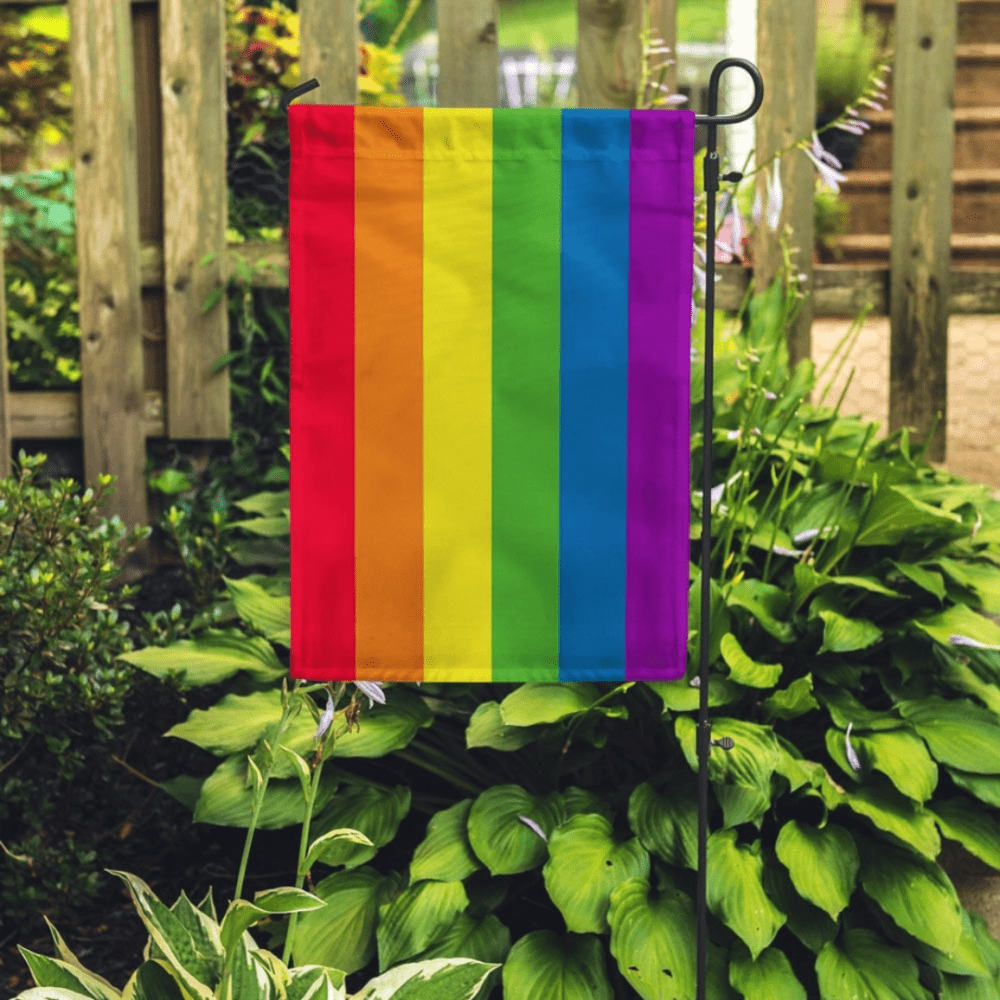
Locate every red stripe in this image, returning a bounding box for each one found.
[289,105,356,679]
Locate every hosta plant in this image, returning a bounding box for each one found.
[114,278,1000,999]
[11,872,499,1000]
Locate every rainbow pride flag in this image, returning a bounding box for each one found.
[289,106,694,683]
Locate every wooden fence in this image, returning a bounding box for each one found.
[0,0,980,546]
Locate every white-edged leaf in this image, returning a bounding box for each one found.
[352,958,499,1000]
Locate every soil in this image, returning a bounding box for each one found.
[0,561,301,999]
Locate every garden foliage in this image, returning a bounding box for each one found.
[0,454,150,924]
[110,278,1000,999]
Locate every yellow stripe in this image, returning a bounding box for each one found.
[423,108,493,681]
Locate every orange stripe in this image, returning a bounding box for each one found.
[354,107,424,680]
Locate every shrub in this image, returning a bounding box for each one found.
[113,276,1000,998]
[0,452,150,926]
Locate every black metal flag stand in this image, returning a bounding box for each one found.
[282,58,764,1000]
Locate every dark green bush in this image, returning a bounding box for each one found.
[0,452,150,926]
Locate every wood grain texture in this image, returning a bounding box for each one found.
[68,0,148,534]
[9,390,165,440]
[752,0,816,368]
[159,0,229,439]
[299,0,357,105]
[889,0,957,462]
[577,0,642,108]
[0,230,9,478]
[438,0,498,107]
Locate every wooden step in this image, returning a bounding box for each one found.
[839,169,1000,235]
[874,45,1000,110]
[834,232,1000,267]
[853,107,1000,171]
[865,0,1000,47]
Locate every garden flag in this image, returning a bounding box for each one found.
[289,105,694,683]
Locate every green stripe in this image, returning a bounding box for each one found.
[491,108,562,681]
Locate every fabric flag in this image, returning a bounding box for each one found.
[289,105,695,684]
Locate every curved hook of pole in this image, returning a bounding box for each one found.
[280,78,320,115]
[694,58,764,127]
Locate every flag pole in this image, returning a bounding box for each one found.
[282,66,764,1000]
[693,59,763,1000]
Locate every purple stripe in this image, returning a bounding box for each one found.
[625,109,695,681]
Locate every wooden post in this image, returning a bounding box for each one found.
[160,0,229,440]
[68,0,148,540]
[0,227,9,480]
[888,0,957,462]
[578,0,678,109]
[577,0,642,109]
[299,0,358,105]
[438,0,499,108]
[752,0,816,370]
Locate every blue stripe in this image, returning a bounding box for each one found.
[558,109,630,681]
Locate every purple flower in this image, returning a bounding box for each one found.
[845,723,862,772]
[805,132,847,193]
[518,816,548,842]
[355,681,385,709]
[314,691,335,743]
[765,159,783,232]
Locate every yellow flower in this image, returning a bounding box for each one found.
[40,123,62,146]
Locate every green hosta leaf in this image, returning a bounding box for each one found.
[826,726,938,802]
[116,629,284,687]
[377,881,468,971]
[41,920,120,997]
[290,867,401,975]
[856,834,963,956]
[675,716,783,790]
[560,786,613,821]
[285,966,347,1000]
[760,675,820,721]
[880,906,993,979]
[793,563,904,609]
[628,780,698,870]
[720,633,783,688]
[467,785,563,875]
[168,893,223,977]
[193,755,337,829]
[277,744,311,799]
[465,701,542,751]
[760,849,838,956]
[890,561,947,601]
[410,799,482,882]
[607,877,696,1000]
[218,899,268,953]
[308,786,410,870]
[352,958,499,1000]
[774,820,859,921]
[713,783,774,830]
[123,960,187,1000]
[935,559,1000,614]
[926,795,1000,872]
[303,828,376,873]
[821,775,941,860]
[106,871,215,1000]
[727,579,795,644]
[816,928,930,1000]
[411,913,510,966]
[228,515,290,537]
[706,830,786,961]
[947,769,1000,809]
[498,683,600,726]
[915,605,1000,652]
[501,931,612,1000]
[542,814,649,933]
[816,608,882,655]
[224,576,290,645]
[233,489,289,517]
[897,696,1000,774]
[815,686,903,731]
[166,690,285,755]
[856,484,963,547]
[253,886,327,914]
[648,675,742,712]
[936,654,1000,716]
[728,940,808,1000]
[16,949,120,1000]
